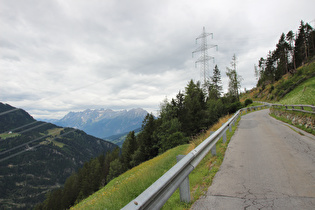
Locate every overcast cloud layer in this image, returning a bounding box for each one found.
[1,0,314,119]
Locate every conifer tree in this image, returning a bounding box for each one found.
[121,131,137,169]
[136,114,158,161]
[226,54,242,100]
[274,33,289,79]
[182,80,207,136]
[286,30,296,71]
[210,65,222,99]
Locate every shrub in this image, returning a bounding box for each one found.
[244,99,253,107]
[226,101,242,113]
[269,85,274,93]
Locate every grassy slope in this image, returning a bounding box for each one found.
[240,60,315,105]
[72,144,190,210]
[279,76,315,105]
[72,115,240,210]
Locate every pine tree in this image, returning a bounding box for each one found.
[136,114,158,161]
[210,65,222,99]
[107,159,123,182]
[226,54,242,100]
[274,33,290,80]
[286,30,296,71]
[182,80,207,136]
[265,51,276,82]
[121,131,137,170]
[294,21,309,67]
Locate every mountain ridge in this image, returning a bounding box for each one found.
[54,108,148,139]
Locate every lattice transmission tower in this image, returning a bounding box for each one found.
[192,27,218,84]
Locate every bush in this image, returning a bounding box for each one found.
[226,101,242,113]
[244,99,253,107]
[269,85,274,93]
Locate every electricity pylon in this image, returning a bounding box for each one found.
[192,27,218,84]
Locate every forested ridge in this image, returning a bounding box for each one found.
[0,103,117,209]
[243,20,315,102]
[255,20,315,87]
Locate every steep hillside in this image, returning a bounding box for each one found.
[55,108,148,139]
[241,60,315,105]
[0,102,117,209]
[104,127,141,147]
[279,76,315,105]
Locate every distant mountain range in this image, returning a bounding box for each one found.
[0,102,117,209]
[53,108,148,139]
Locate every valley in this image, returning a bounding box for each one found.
[0,102,117,209]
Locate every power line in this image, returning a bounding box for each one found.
[3,121,39,134]
[0,129,57,155]
[0,129,75,163]
[192,26,218,85]
[18,122,48,134]
[0,108,20,116]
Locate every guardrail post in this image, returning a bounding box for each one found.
[176,155,191,203]
[210,131,216,155]
[229,124,232,132]
[222,124,227,143]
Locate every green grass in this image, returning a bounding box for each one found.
[72,144,190,210]
[240,60,315,103]
[0,132,20,140]
[43,128,66,147]
[279,76,315,105]
[72,114,241,210]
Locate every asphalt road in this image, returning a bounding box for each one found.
[192,109,315,209]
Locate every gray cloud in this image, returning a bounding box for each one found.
[1,0,314,119]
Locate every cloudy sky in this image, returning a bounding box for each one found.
[1,0,314,119]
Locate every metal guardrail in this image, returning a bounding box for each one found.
[271,104,315,114]
[122,104,269,210]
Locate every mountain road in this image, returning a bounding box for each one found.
[192,109,315,209]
